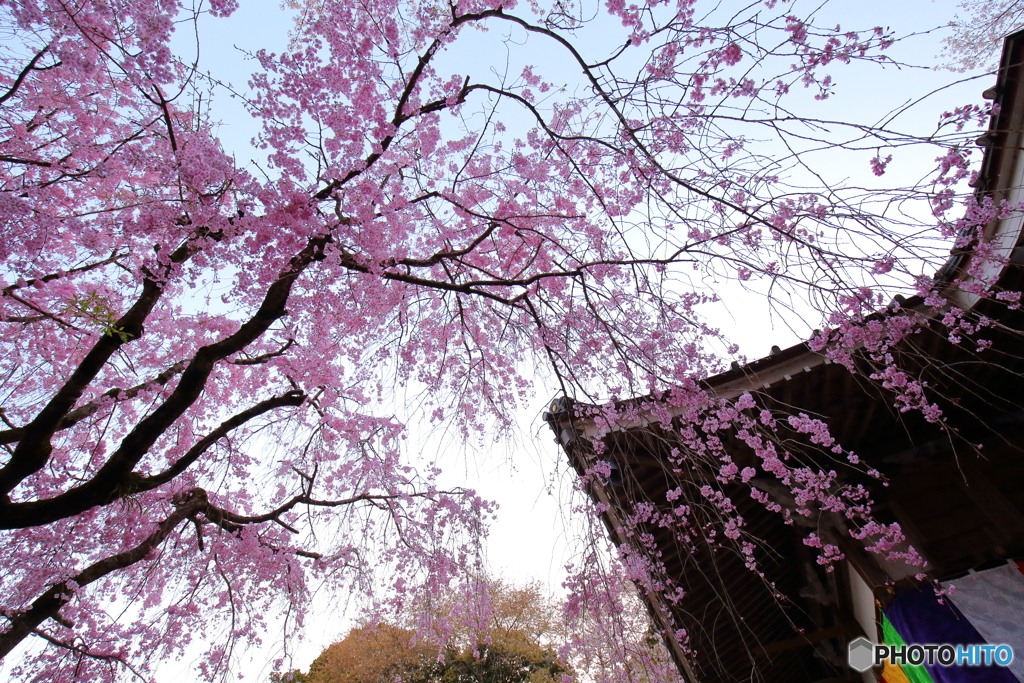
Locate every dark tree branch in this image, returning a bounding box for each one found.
[312,10,502,200]
[3,292,83,331]
[0,361,187,446]
[480,10,829,248]
[0,45,53,106]
[387,222,499,269]
[29,628,149,682]
[0,488,208,660]
[229,338,294,365]
[0,155,53,167]
[332,248,525,305]
[198,488,464,559]
[136,390,306,489]
[0,200,510,527]
[0,234,206,499]
[31,629,119,663]
[1,251,128,298]
[0,471,468,659]
[141,85,179,153]
[0,390,306,529]
[208,491,405,530]
[0,314,45,324]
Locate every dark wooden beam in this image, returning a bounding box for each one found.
[755,625,848,657]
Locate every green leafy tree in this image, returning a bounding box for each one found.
[435,631,569,683]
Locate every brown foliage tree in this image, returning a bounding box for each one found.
[276,579,571,683]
